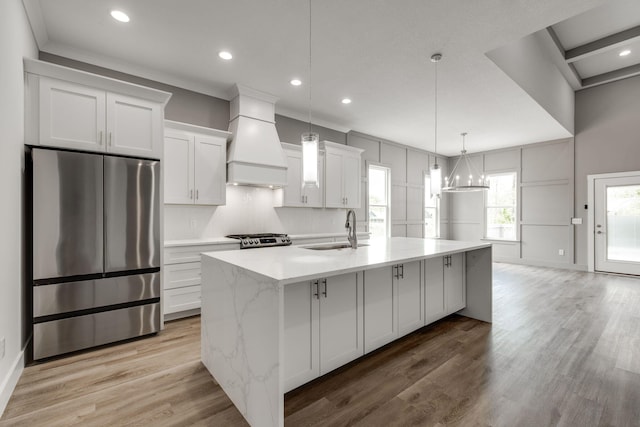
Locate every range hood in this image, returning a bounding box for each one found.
[227,84,287,187]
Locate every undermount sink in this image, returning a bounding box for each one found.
[303,243,369,251]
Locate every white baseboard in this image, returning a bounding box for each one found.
[494,257,588,271]
[0,348,25,419]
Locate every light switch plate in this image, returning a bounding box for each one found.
[571,218,583,225]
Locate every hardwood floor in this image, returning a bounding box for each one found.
[2,263,640,426]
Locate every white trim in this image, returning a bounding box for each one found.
[495,259,587,271]
[0,348,25,418]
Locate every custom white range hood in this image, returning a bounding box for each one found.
[227,84,287,187]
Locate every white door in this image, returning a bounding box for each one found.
[283,281,320,392]
[424,257,445,324]
[445,253,466,314]
[164,133,194,204]
[343,154,361,208]
[363,266,397,353]
[39,77,106,152]
[106,93,162,158]
[194,136,226,205]
[397,261,424,335]
[304,153,324,207]
[283,150,304,207]
[319,272,363,375]
[324,151,344,208]
[595,176,640,275]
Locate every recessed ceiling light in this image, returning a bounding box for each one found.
[619,49,631,57]
[341,98,352,104]
[218,51,233,60]
[290,79,302,86]
[110,10,130,23]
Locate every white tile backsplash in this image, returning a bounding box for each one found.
[164,186,347,240]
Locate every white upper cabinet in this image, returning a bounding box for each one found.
[24,59,171,159]
[164,121,230,206]
[274,143,324,208]
[323,141,364,209]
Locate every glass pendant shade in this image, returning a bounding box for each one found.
[430,162,442,197]
[301,132,319,187]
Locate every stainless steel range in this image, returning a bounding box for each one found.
[226,233,292,249]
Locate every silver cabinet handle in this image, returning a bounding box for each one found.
[322,278,327,298]
[393,265,398,279]
[190,189,193,199]
[301,195,305,203]
[399,264,404,279]
[196,189,199,200]
[596,231,603,234]
[108,132,112,146]
[313,280,319,299]
[98,131,103,145]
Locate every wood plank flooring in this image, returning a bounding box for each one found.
[2,263,640,426]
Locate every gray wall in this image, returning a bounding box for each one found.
[574,74,640,268]
[275,115,346,145]
[347,131,449,238]
[449,139,575,269]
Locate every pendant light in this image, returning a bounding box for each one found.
[442,132,489,192]
[429,53,442,198]
[301,0,319,188]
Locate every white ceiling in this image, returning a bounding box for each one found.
[23,0,608,155]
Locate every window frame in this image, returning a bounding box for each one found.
[367,163,391,239]
[484,171,518,242]
[423,171,440,239]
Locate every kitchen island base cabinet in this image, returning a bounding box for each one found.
[425,254,466,324]
[397,261,424,335]
[284,273,363,392]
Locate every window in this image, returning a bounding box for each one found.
[368,165,390,238]
[424,174,440,238]
[485,172,517,240]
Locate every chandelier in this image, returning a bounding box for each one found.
[442,132,489,192]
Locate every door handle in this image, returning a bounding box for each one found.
[313,280,320,299]
[399,264,404,279]
[196,189,199,200]
[108,132,112,146]
[322,278,328,298]
[190,189,193,199]
[393,265,398,279]
[596,231,604,234]
[98,131,103,145]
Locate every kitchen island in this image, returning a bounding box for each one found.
[201,237,492,427]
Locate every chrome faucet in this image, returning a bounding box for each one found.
[345,209,358,249]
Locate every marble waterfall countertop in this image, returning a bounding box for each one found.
[202,237,491,285]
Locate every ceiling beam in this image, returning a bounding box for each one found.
[565,25,640,63]
[545,27,582,89]
[581,62,640,89]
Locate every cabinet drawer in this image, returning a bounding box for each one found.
[164,262,201,290]
[164,286,201,314]
[164,244,226,264]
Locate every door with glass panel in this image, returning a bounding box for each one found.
[594,176,640,275]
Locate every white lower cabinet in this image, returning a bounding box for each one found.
[425,253,466,323]
[163,243,237,320]
[397,261,424,335]
[283,272,363,392]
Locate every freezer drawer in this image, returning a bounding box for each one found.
[104,155,160,272]
[33,272,160,318]
[32,149,104,280]
[33,303,160,360]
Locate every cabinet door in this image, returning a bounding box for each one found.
[343,154,361,208]
[283,150,304,207]
[304,153,324,207]
[39,77,106,152]
[364,267,397,353]
[106,93,162,158]
[324,151,344,208]
[398,261,424,335]
[319,272,363,374]
[445,253,466,314]
[164,262,201,290]
[164,286,201,314]
[284,281,320,392]
[164,133,194,204]
[425,257,446,324]
[194,135,226,205]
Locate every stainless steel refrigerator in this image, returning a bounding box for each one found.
[29,147,161,360]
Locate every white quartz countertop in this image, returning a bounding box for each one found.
[164,232,370,248]
[203,237,491,285]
